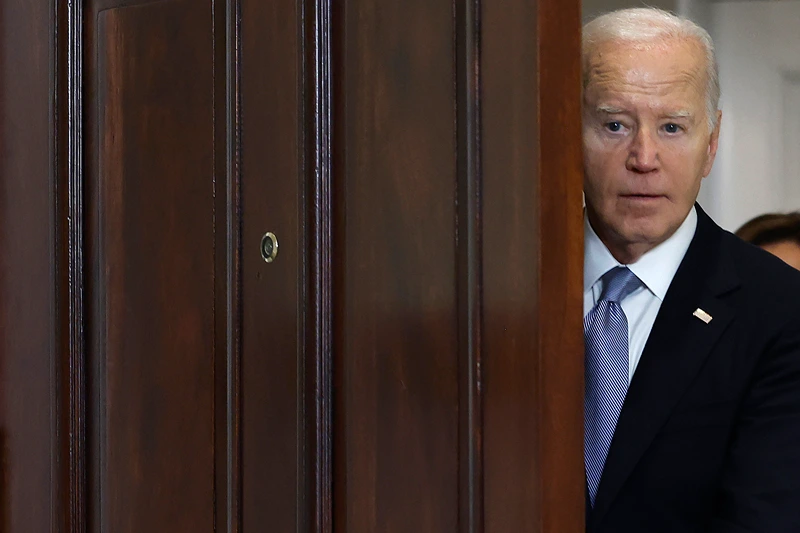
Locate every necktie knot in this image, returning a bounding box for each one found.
[599,267,640,303]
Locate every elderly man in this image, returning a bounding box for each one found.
[582,8,800,532]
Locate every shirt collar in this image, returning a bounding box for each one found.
[584,206,698,301]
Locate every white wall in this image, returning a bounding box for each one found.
[678,0,717,218]
[677,0,713,33]
[696,1,800,231]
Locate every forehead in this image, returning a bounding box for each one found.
[585,39,707,107]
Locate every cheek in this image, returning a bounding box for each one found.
[583,152,607,194]
[661,141,708,186]
[583,128,616,155]
[584,140,623,190]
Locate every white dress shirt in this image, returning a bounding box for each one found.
[584,207,698,382]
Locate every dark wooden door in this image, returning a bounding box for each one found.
[0,0,584,531]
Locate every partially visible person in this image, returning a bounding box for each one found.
[581,7,800,533]
[736,212,800,270]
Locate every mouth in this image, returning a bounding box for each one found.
[620,194,665,201]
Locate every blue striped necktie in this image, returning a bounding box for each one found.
[584,266,641,507]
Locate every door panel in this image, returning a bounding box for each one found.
[335,0,460,531]
[0,0,57,531]
[1,0,583,531]
[482,1,584,532]
[90,1,217,531]
[240,0,305,530]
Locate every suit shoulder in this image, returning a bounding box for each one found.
[722,231,800,304]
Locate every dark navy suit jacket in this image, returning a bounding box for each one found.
[587,205,800,533]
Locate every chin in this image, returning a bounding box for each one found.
[616,219,670,247]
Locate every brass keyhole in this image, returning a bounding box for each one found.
[261,232,279,263]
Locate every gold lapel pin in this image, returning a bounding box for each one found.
[693,308,713,324]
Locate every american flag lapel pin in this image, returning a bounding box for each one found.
[693,308,713,324]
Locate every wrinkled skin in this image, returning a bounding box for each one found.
[583,38,722,264]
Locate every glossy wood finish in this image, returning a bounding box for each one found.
[215,0,243,530]
[303,1,336,531]
[0,0,58,531]
[482,0,584,531]
[335,0,584,531]
[535,1,585,529]
[79,0,241,531]
[335,0,460,530]
[481,0,541,528]
[240,0,304,530]
[1,0,583,530]
[62,0,87,526]
[455,0,484,530]
[89,1,217,530]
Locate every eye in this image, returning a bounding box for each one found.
[663,123,682,134]
[606,121,623,133]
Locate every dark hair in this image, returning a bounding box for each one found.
[735,212,800,247]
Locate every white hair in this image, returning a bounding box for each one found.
[582,8,720,131]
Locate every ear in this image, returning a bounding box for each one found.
[702,110,722,178]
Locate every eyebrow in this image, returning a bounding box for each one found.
[663,110,693,119]
[596,104,625,114]
[594,105,694,119]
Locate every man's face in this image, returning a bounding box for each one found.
[583,38,721,262]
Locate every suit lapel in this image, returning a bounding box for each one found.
[589,207,740,528]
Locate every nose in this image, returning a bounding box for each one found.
[626,128,659,173]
